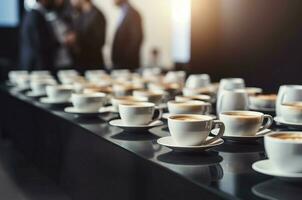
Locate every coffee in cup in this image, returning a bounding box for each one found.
[119,102,162,125]
[219,111,273,136]
[168,114,224,146]
[280,102,302,123]
[168,100,212,115]
[71,93,106,111]
[265,132,302,173]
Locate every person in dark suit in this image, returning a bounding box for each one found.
[20,0,59,70]
[68,0,106,70]
[111,0,143,70]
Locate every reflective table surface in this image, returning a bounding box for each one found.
[1,85,301,200]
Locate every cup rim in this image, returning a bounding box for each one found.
[71,92,106,98]
[119,102,155,108]
[265,132,302,144]
[168,114,213,122]
[220,111,264,118]
[176,95,211,100]
[168,100,208,106]
[112,96,147,102]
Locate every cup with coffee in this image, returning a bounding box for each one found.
[8,71,29,85]
[30,79,57,95]
[280,102,302,123]
[276,85,302,117]
[168,100,212,115]
[218,78,245,92]
[119,102,162,125]
[71,93,107,112]
[265,132,302,173]
[249,94,276,109]
[185,74,211,89]
[133,90,164,105]
[168,114,224,146]
[219,111,273,137]
[111,96,147,111]
[216,89,249,114]
[46,85,74,101]
[175,95,211,103]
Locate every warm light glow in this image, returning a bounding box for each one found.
[171,0,191,63]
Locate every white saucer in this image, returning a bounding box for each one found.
[157,136,224,152]
[252,159,302,181]
[64,107,101,115]
[249,105,275,112]
[40,97,70,105]
[211,129,272,142]
[274,116,302,129]
[162,113,216,120]
[26,91,46,97]
[109,119,164,131]
[99,106,118,114]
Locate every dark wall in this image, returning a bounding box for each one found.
[190,0,302,92]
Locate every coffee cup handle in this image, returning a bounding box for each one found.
[151,108,163,123]
[204,120,225,145]
[259,114,273,132]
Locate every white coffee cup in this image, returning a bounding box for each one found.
[8,71,29,84]
[249,94,277,109]
[119,102,162,125]
[15,75,30,89]
[46,85,74,101]
[182,87,213,97]
[85,70,106,80]
[219,111,273,136]
[71,93,106,111]
[30,79,57,95]
[111,96,147,111]
[218,78,245,92]
[216,89,249,114]
[185,74,211,89]
[168,114,225,146]
[133,90,164,105]
[280,102,302,123]
[168,100,212,115]
[175,95,211,103]
[164,71,186,85]
[30,70,50,76]
[276,85,302,117]
[265,132,302,173]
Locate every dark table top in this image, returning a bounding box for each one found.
[1,85,302,200]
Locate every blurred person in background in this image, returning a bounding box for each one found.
[111,0,143,71]
[20,0,59,70]
[47,0,74,69]
[67,0,106,70]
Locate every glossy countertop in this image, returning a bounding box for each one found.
[1,85,301,200]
